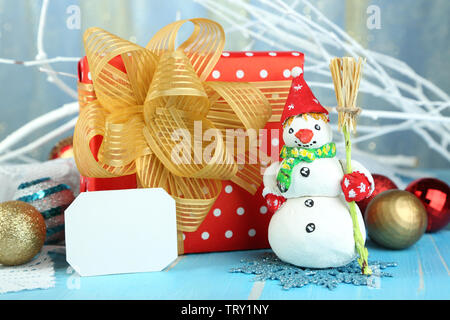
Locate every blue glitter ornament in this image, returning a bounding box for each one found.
[13,177,75,244]
[230,252,397,290]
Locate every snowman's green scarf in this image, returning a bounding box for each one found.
[276,142,336,193]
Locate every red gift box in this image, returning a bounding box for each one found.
[77,51,304,254]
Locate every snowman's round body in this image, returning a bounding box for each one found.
[263,112,373,269]
[268,195,366,268]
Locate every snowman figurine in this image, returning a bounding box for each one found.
[262,67,374,269]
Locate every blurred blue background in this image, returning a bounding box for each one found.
[0,0,448,167]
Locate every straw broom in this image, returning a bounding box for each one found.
[330,57,372,275]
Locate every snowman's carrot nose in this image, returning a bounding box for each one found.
[295,129,314,144]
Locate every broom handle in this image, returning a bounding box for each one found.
[343,125,372,275]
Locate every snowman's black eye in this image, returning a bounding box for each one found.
[314,124,321,130]
[289,128,294,134]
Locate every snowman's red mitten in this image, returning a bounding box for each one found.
[264,194,287,214]
[341,171,372,202]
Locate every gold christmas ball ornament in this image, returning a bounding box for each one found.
[0,201,46,266]
[365,190,427,250]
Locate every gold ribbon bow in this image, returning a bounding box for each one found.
[74,19,271,235]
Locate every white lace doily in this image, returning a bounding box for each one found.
[0,157,78,294]
[0,246,61,294]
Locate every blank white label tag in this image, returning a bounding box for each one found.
[65,188,178,277]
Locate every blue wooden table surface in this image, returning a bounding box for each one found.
[1,171,449,300]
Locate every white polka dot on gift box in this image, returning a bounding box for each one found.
[201,232,210,240]
[283,69,291,78]
[225,185,233,193]
[236,70,245,79]
[259,69,268,79]
[212,70,221,79]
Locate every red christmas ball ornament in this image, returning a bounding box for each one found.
[49,136,73,160]
[357,174,398,215]
[405,178,450,233]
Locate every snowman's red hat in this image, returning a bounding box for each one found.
[280,67,329,124]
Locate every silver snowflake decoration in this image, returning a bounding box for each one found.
[230,252,397,290]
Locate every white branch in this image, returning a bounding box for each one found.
[0,117,78,163]
[0,56,80,66]
[39,67,78,79]
[35,0,78,99]
[0,102,79,155]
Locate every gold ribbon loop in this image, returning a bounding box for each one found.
[146,18,225,81]
[74,19,271,235]
[205,82,271,193]
[99,112,149,167]
[84,27,157,111]
[143,110,237,180]
[74,102,137,177]
[167,175,222,232]
[77,82,96,109]
[136,154,168,190]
